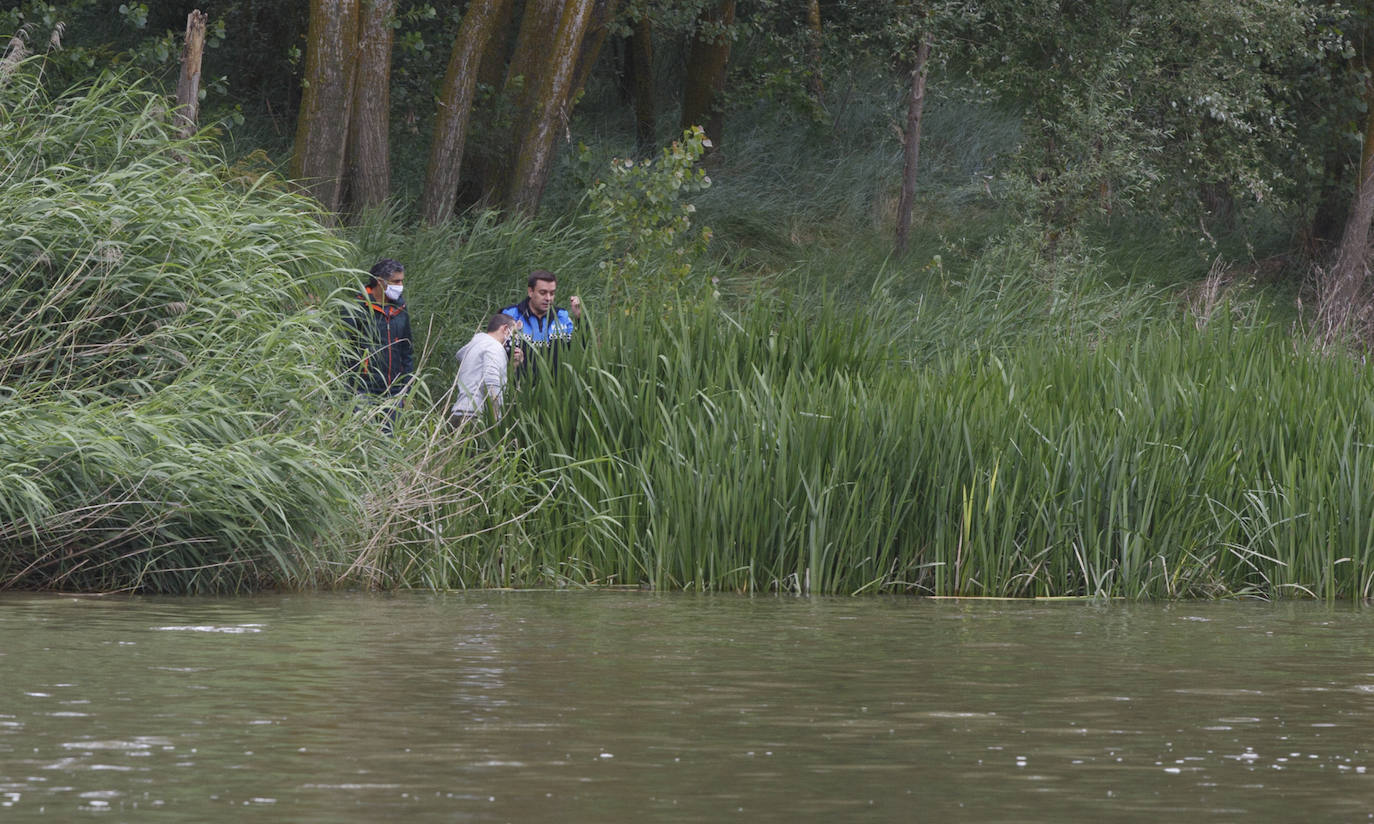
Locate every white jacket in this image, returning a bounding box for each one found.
[451,331,508,417]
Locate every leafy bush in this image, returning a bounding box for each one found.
[580,126,713,304]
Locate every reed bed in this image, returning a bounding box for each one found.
[0,62,364,591]
[487,293,1374,599]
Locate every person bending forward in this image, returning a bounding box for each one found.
[452,314,521,423]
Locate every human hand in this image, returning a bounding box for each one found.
[569,295,582,318]
[511,347,524,367]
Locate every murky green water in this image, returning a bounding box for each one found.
[2,592,1373,822]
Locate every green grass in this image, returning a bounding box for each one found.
[326,83,1359,600]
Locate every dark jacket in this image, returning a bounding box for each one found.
[344,291,414,396]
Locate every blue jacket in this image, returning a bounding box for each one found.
[501,298,574,380]
[501,298,574,346]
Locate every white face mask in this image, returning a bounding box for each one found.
[384,283,403,301]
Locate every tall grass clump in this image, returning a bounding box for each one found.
[0,61,555,593]
[0,61,369,592]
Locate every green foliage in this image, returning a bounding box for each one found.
[117,3,148,29]
[9,8,1373,601]
[960,0,1343,237]
[0,61,364,591]
[580,126,713,303]
[0,60,540,594]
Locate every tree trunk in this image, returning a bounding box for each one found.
[504,0,562,113]
[174,10,208,140]
[420,0,513,225]
[455,0,519,209]
[476,0,517,90]
[347,0,396,214]
[680,0,735,149]
[480,0,562,206]
[506,0,596,215]
[1320,57,1374,339]
[806,0,823,102]
[291,0,361,213]
[895,32,932,256]
[571,0,620,101]
[630,15,655,155]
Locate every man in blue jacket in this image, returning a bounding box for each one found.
[500,269,581,377]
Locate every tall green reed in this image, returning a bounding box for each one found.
[494,282,1374,599]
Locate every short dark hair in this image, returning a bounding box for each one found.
[487,313,516,333]
[527,269,556,289]
[367,258,404,288]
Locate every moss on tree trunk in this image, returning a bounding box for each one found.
[291,0,361,213]
[420,0,514,225]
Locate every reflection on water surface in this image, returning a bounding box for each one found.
[2,593,1373,822]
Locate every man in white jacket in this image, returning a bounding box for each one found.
[451,314,522,423]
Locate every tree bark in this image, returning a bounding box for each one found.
[291,0,361,213]
[420,0,513,225]
[1320,50,1374,339]
[895,32,932,256]
[347,0,396,214]
[479,0,562,206]
[476,0,517,90]
[680,0,735,149]
[454,0,519,209]
[630,15,655,155]
[806,0,823,102]
[504,0,562,113]
[571,0,620,102]
[506,0,597,215]
[174,10,208,140]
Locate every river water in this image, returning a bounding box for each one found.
[2,592,1372,822]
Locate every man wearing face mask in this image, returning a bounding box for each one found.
[344,258,414,406]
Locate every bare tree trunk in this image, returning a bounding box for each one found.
[346,0,396,214]
[1321,63,1374,339]
[680,0,735,150]
[477,0,517,90]
[806,0,823,102]
[630,15,655,155]
[173,10,208,139]
[506,0,596,215]
[504,0,562,105]
[895,32,932,256]
[420,0,513,225]
[291,0,361,212]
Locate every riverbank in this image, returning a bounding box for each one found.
[3,63,1367,598]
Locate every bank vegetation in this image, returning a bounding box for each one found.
[6,0,1374,598]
